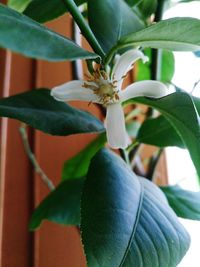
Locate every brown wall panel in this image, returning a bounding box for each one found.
[0,52,35,267]
[32,15,102,267]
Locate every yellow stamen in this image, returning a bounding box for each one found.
[83,68,120,105]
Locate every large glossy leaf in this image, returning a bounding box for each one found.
[0,4,98,61]
[81,149,190,267]
[125,0,135,6]
[62,134,106,181]
[161,185,200,221]
[0,89,104,135]
[24,0,85,23]
[8,0,31,12]
[81,149,143,267]
[122,177,190,267]
[119,17,200,51]
[193,96,200,115]
[29,178,84,230]
[130,92,200,179]
[137,115,185,148]
[88,0,144,53]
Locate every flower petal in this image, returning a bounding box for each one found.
[112,49,148,90]
[105,103,129,149]
[120,80,168,102]
[51,80,99,103]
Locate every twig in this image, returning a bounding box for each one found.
[130,144,144,168]
[133,155,146,177]
[146,148,163,181]
[191,78,200,94]
[19,123,55,191]
[63,0,105,58]
[71,15,84,80]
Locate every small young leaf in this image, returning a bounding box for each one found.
[8,0,31,12]
[161,50,175,82]
[137,115,185,148]
[0,4,99,61]
[81,149,190,267]
[24,0,85,23]
[0,89,104,135]
[136,49,175,82]
[30,178,84,230]
[119,17,200,51]
[88,0,144,53]
[62,134,106,181]
[161,185,200,220]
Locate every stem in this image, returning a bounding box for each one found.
[126,140,139,154]
[146,148,163,181]
[151,0,165,81]
[71,18,83,80]
[119,149,130,165]
[19,124,55,191]
[104,46,118,66]
[63,0,105,59]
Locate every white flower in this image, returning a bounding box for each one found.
[51,49,168,149]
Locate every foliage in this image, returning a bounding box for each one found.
[0,89,104,135]
[161,185,200,220]
[1,0,200,265]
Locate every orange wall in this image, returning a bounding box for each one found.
[0,10,102,267]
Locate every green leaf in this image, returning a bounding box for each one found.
[0,4,99,61]
[0,89,104,135]
[178,0,199,2]
[137,0,158,18]
[81,149,190,267]
[161,50,175,82]
[88,0,144,53]
[122,177,190,267]
[136,49,175,82]
[119,17,200,51]
[81,148,143,267]
[24,0,85,23]
[125,0,135,6]
[161,185,200,220]
[193,96,200,115]
[140,0,157,17]
[29,178,84,230]
[130,92,200,179]
[62,134,106,181]
[137,115,185,148]
[136,51,151,80]
[8,0,31,12]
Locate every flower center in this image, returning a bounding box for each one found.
[82,69,119,105]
